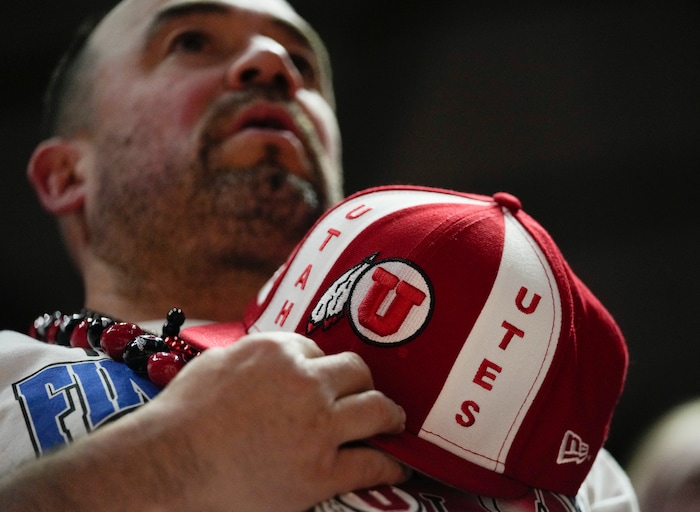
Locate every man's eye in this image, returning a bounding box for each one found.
[290,54,317,88]
[169,30,210,54]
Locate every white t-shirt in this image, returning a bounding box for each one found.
[312,450,638,512]
[0,329,160,471]
[0,329,639,511]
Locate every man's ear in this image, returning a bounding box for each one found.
[27,137,88,215]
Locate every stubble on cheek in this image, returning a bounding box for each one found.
[86,126,193,268]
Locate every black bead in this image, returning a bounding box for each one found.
[56,313,86,347]
[123,334,167,374]
[162,308,186,338]
[87,316,114,349]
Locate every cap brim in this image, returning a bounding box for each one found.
[369,431,530,499]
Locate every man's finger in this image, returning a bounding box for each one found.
[332,389,406,443]
[327,445,411,497]
[311,351,375,398]
[241,331,326,358]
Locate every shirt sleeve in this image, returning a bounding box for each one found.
[576,449,640,512]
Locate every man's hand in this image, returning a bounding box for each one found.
[155,331,408,510]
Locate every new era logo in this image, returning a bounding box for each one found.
[557,430,589,464]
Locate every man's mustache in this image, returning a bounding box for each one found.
[196,87,325,203]
[199,87,304,148]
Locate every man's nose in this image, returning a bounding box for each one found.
[225,36,303,96]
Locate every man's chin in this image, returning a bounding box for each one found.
[197,165,324,253]
[213,165,321,214]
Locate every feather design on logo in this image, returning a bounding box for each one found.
[307,253,377,334]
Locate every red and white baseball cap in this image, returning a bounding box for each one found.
[189,185,629,499]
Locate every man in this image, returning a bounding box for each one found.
[29,0,343,323]
[0,1,406,510]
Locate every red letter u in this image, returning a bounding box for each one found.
[357,267,426,337]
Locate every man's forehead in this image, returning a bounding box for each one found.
[97,0,303,38]
[91,0,334,104]
[153,0,301,22]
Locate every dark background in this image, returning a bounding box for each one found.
[1,1,699,470]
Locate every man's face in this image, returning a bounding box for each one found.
[81,0,343,282]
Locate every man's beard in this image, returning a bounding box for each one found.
[189,89,332,272]
[88,88,335,287]
[189,160,324,271]
[89,157,325,294]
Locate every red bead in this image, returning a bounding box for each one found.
[69,319,92,349]
[100,322,145,361]
[45,317,62,344]
[164,336,200,361]
[147,352,186,388]
[28,319,40,339]
[30,312,62,342]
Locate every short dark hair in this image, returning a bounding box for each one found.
[40,10,111,139]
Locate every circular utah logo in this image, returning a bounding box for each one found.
[306,254,433,346]
[348,257,433,346]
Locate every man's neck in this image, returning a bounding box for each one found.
[83,265,272,325]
